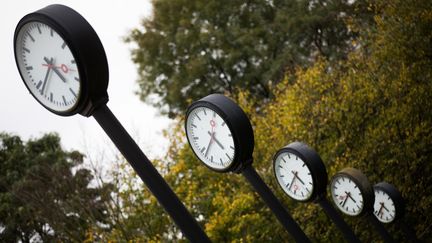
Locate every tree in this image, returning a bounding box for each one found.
[127,0,372,117]
[117,0,432,241]
[0,133,113,242]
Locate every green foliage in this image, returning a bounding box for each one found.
[117,0,432,241]
[0,133,113,242]
[127,0,372,117]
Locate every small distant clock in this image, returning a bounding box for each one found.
[373,182,404,224]
[273,142,327,202]
[14,4,109,116]
[330,168,374,216]
[185,94,254,173]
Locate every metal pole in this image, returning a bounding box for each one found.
[93,105,210,242]
[241,165,311,243]
[317,197,361,243]
[366,214,395,243]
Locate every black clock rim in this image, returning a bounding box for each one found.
[13,4,109,117]
[330,167,374,217]
[273,141,328,202]
[185,94,254,173]
[373,182,404,223]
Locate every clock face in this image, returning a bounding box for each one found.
[331,175,364,216]
[15,21,81,113]
[186,106,235,170]
[274,151,313,201]
[373,189,396,223]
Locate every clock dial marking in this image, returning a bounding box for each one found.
[331,175,364,216]
[186,106,235,170]
[27,32,35,42]
[373,189,396,223]
[15,22,81,112]
[274,151,313,201]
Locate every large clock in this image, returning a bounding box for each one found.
[14,4,109,117]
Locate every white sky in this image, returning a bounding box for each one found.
[0,0,171,159]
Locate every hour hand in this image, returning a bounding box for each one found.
[44,57,66,83]
[208,131,224,150]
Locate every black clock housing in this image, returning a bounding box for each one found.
[374,182,405,223]
[185,94,254,173]
[332,168,375,216]
[274,142,328,202]
[14,4,109,117]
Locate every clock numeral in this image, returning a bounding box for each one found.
[23,47,31,53]
[281,157,286,163]
[74,77,80,82]
[71,60,76,64]
[37,24,42,34]
[50,28,54,37]
[26,66,33,70]
[221,122,225,126]
[62,96,67,106]
[225,153,232,161]
[61,42,66,49]
[203,108,207,115]
[191,124,197,128]
[50,92,53,102]
[229,145,234,150]
[200,147,206,153]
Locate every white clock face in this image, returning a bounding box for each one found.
[331,175,364,216]
[186,106,235,170]
[15,21,81,112]
[274,151,313,201]
[373,189,396,223]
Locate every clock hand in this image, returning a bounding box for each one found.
[377,203,384,218]
[40,57,53,94]
[341,192,349,207]
[204,131,214,158]
[44,57,66,83]
[292,171,305,185]
[288,173,296,191]
[382,203,390,212]
[207,131,224,150]
[346,191,357,203]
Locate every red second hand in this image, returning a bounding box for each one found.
[42,63,76,73]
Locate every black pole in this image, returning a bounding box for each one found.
[366,214,395,243]
[317,197,361,243]
[241,165,311,243]
[93,105,210,243]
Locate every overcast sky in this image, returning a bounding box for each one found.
[0,0,171,159]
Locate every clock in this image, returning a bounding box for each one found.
[330,168,374,216]
[14,4,109,117]
[273,142,327,202]
[373,182,404,223]
[185,94,254,173]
